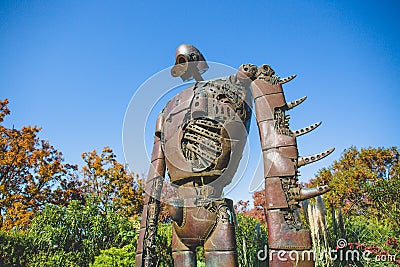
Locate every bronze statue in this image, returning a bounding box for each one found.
[135,44,333,267]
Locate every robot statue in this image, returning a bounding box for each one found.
[135,44,334,267]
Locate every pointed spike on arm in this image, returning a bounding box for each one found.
[292,185,331,201]
[279,74,296,84]
[297,148,335,167]
[287,96,307,110]
[293,121,322,137]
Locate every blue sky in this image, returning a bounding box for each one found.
[1,0,399,203]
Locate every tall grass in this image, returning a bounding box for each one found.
[304,196,333,267]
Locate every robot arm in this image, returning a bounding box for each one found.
[136,113,166,267]
[248,63,333,266]
[249,64,333,208]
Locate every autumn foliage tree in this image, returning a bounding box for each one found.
[308,146,400,218]
[0,99,83,230]
[81,147,144,218]
[235,189,267,224]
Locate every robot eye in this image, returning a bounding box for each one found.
[178,56,187,64]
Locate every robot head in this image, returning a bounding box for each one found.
[171,44,209,82]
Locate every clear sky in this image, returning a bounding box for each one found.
[1,0,399,203]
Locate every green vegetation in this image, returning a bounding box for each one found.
[307,147,400,266]
[1,98,399,266]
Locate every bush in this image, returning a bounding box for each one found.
[156,222,174,267]
[91,244,136,267]
[235,214,268,267]
[29,251,83,267]
[0,230,31,267]
[27,200,139,267]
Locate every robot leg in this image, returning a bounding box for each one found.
[172,225,197,267]
[204,199,238,267]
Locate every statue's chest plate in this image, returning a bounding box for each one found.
[162,76,250,180]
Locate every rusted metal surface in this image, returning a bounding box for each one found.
[251,64,333,266]
[136,44,333,267]
[135,135,166,267]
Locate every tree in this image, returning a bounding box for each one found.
[308,146,400,216]
[365,167,400,232]
[235,189,267,224]
[0,99,83,230]
[81,147,144,218]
